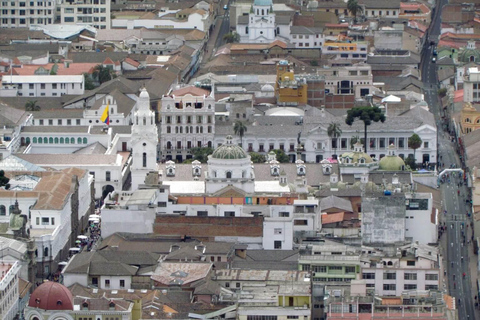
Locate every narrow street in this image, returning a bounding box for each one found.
[422,0,478,318]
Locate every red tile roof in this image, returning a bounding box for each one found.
[103,57,115,65]
[321,212,345,225]
[123,57,140,68]
[12,63,98,76]
[454,89,464,103]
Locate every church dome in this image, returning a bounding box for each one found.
[254,0,273,6]
[261,84,274,92]
[340,142,373,164]
[28,281,74,311]
[458,41,480,63]
[211,135,248,160]
[378,144,405,170]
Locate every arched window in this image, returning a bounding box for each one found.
[77,137,82,144]
[226,171,232,179]
[196,126,200,133]
[60,137,64,143]
[387,261,393,266]
[0,205,5,216]
[9,205,15,214]
[167,126,171,133]
[207,141,212,148]
[65,137,69,144]
[44,247,48,257]
[26,137,31,144]
[83,138,87,144]
[49,137,53,144]
[54,137,59,144]
[43,137,47,143]
[70,138,75,144]
[33,137,37,143]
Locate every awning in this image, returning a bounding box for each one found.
[58,261,69,266]
[77,235,88,240]
[69,247,80,252]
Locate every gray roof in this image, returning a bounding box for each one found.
[319,195,353,212]
[68,52,130,63]
[359,0,401,9]
[21,126,90,133]
[91,88,137,116]
[73,142,107,155]
[237,15,248,25]
[0,155,46,172]
[437,67,455,82]
[30,109,84,119]
[231,249,299,270]
[373,76,423,91]
[367,51,421,65]
[0,101,29,127]
[277,15,292,25]
[290,26,323,35]
[0,96,75,111]
[16,153,119,165]
[63,250,160,276]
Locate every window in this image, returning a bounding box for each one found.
[404,284,417,290]
[425,285,438,290]
[274,228,282,235]
[294,219,308,225]
[106,171,111,181]
[48,119,53,125]
[143,152,147,167]
[425,274,438,281]
[383,284,396,291]
[345,266,356,274]
[274,241,282,249]
[105,279,110,288]
[120,280,125,288]
[36,217,39,225]
[404,273,417,280]
[383,273,396,280]
[41,83,45,89]
[423,142,429,148]
[406,260,416,266]
[398,138,405,148]
[279,212,289,217]
[76,119,81,125]
[0,205,5,216]
[312,266,327,272]
[41,217,49,225]
[197,211,208,216]
[362,273,375,279]
[224,211,235,217]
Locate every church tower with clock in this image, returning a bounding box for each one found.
[131,88,158,191]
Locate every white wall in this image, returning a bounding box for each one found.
[99,275,132,290]
[112,12,208,31]
[62,272,88,288]
[101,207,155,238]
[263,218,293,250]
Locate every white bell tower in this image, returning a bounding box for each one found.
[131,88,158,191]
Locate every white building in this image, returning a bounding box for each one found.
[405,193,437,244]
[463,66,480,103]
[289,26,325,49]
[0,261,21,320]
[0,75,85,97]
[361,243,440,296]
[130,88,158,192]
[112,8,210,31]
[0,0,56,28]
[160,86,216,162]
[237,0,276,43]
[60,0,110,29]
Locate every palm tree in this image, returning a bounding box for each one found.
[408,133,423,168]
[25,100,40,111]
[345,106,386,153]
[233,120,247,148]
[327,122,342,159]
[347,0,363,22]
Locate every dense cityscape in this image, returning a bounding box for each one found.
[0,0,479,319]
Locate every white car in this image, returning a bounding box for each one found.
[432,57,436,63]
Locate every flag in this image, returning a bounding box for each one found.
[101,104,109,125]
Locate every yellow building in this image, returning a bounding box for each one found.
[276,60,308,105]
[460,102,480,134]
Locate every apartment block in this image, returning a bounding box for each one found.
[0,0,56,28]
[1,75,85,97]
[60,0,110,29]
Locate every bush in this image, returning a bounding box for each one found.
[438,88,447,98]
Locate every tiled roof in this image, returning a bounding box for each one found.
[16,153,121,166]
[151,262,212,286]
[12,63,97,76]
[321,212,345,224]
[320,195,353,212]
[123,57,140,68]
[171,86,210,97]
[359,0,400,9]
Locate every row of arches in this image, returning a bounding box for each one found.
[0,204,15,215]
[28,137,88,145]
[166,126,213,134]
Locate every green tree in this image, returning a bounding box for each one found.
[438,88,447,98]
[327,122,342,159]
[223,32,240,43]
[345,106,386,153]
[83,73,95,90]
[249,152,266,163]
[25,100,40,111]
[190,147,214,163]
[93,65,115,84]
[273,149,290,163]
[233,120,247,148]
[0,170,10,190]
[408,133,422,168]
[347,0,363,21]
[404,155,416,170]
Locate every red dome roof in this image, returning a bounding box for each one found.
[28,281,74,311]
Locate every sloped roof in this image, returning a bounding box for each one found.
[171,86,210,97]
[73,142,107,155]
[0,101,29,127]
[0,155,46,172]
[320,195,353,212]
[321,212,345,224]
[151,262,212,286]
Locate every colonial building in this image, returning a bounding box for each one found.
[236,0,279,43]
[160,86,215,162]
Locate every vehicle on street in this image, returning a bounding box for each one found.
[224,5,228,10]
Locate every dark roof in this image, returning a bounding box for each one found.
[0,28,48,45]
[373,75,423,91]
[63,250,160,276]
[319,195,353,212]
[0,101,29,127]
[232,250,299,270]
[91,89,136,116]
[68,52,129,63]
[0,43,60,59]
